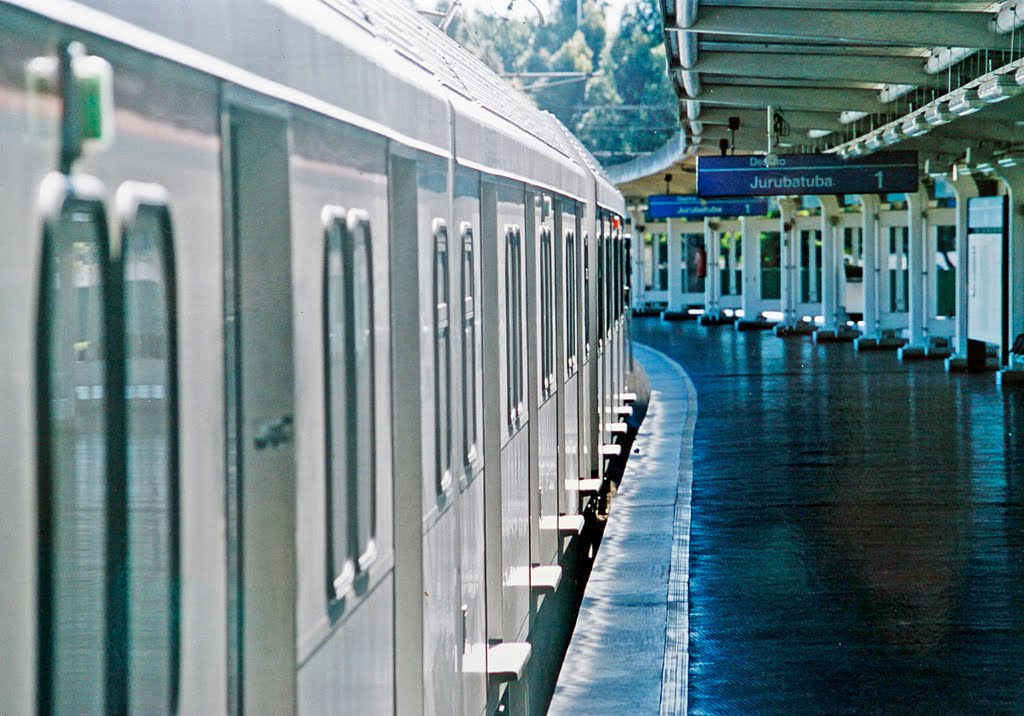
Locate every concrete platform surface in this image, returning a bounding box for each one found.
[630,318,1024,715]
[551,344,697,715]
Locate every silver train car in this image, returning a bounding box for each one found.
[0,0,631,713]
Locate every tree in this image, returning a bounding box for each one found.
[447,0,679,165]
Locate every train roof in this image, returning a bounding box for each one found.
[11,0,622,204]
[548,112,627,215]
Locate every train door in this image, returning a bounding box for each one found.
[534,193,559,566]
[581,224,596,482]
[596,214,610,476]
[222,104,297,713]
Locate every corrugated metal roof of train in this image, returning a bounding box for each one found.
[553,113,615,185]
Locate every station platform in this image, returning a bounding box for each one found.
[553,318,1024,714]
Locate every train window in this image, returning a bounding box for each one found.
[505,226,523,427]
[620,235,627,319]
[37,176,114,712]
[323,207,355,596]
[117,184,180,713]
[461,223,478,464]
[610,236,618,317]
[540,227,553,398]
[434,219,452,493]
[505,228,515,425]
[350,212,377,567]
[597,233,605,347]
[565,231,577,375]
[607,230,615,330]
[323,207,378,598]
[625,237,632,315]
[610,237,618,319]
[583,232,590,358]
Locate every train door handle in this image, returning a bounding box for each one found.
[254,414,293,450]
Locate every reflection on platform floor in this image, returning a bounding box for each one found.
[634,318,1024,715]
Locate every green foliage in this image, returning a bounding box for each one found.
[447,0,680,165]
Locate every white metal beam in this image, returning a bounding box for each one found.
[680,50,937,87]
[671,7,1011,50]
[692,83,887,113]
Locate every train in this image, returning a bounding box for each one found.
[0,0,634,713]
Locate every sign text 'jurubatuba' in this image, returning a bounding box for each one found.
[697,151,919,198]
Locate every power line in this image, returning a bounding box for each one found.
[575,104,677,111]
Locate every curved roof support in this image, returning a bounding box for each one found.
[677,0,697,29]
[679,31,698,69]
[678,69,701,98]
[606,132,697,186]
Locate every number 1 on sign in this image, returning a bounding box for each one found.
[874,170,884,189]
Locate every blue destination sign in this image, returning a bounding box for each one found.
[697,151,919,198]
[648,194,769,219]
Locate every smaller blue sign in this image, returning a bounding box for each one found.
[697,151,919,198]
[648,194,770,219]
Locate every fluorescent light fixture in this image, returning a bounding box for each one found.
[924,102,954,126]
[952,163,970,181]
[902,115,929,137]
[807,129,832,139]
[948,88,983,116]
[879,84,916,103]
[881,125,902,145]
[842,141,866,159]
[839,111,869,124]
[998,155,1018,168]
[974,160,995,174]
[978,74,1022,103]
[864,132,884,151]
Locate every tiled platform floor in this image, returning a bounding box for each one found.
[556,318,1024,714]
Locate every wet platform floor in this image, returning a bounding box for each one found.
[634,318,1024,715]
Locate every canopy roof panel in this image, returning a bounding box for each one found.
[640,0,1024,194]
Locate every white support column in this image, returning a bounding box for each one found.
[775,198,813,335]
[894,222,907,313]
[809,230,819,304]
[700,220,735,326]
[779,198,798,327]
[703,219,721,319]
[664,217,684,318]
[900,183,929,359]
[947,173,978,367]
[630,209,645,312]
[855,194,881,350]
[995,167,1024,379]
[729,231,739,298]
[737,216,766,329]
[814,195,856,342]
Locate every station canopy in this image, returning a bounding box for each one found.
[628,0,1024,195]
